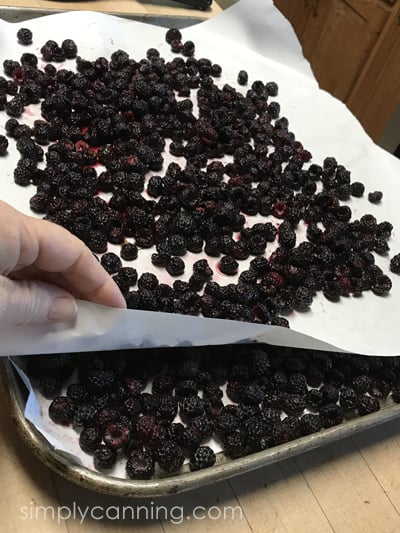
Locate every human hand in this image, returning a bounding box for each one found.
[0,200,126,326]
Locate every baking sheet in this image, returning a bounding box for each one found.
[5,355,400,496]
[0,0,400,356]
[10,355,227,473]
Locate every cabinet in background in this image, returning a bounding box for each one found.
[273,0,400,142]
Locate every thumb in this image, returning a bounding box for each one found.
[0,276,77,326]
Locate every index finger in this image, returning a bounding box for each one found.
[24,214,126,308]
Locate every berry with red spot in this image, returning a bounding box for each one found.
[48,396,75,425]
[126,449,155,479]
[103,422,131,450]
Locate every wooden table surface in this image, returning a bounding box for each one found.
[1,1,400,532]
[1,0,222,19]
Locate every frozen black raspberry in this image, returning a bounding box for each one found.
[391,385,400,403]
[190,414,214,440]
[280,394,306,417]
[193,259,213,280]
[368,191,383,203]
[166,256,185,276]
[219,255,239,276]
[113,267,138,292]
[294,287,313,311]
[0,135,9,155]
[94,407,119,430]
[339,386,358,411]
[181,423,203,449]
[157,394,178,421]
[190,446,216,471]
[288,373,308,395]
[40,41,57,61]
[237,70,248,85]
[352,375,370,394]
[180,395,205,420]
[170,39,183,53]
[121,242,138,261]
[17,28,33,45]
[136,415,164,449]
[357,395,380,416]
[39,375,62,398]
[182,40,195,57]
[320,384,339,404]
[103,422,131,450]
[100,252,122,274]
[265,81,278,96]
[61,39,78,59]
[214,412,240,436]
[94,444,117,470]
[48,396,75,425]
[156,440,185,473]
[66,383,88,404]
[368,379,391,399]
[390,254,400,274]
[165,28,182,44]
[371,275,392,296]
[79,426,102,453]
[30,354,74,380]
[73,403,97,427]
[6,96,24,117]
[300,414,322,436]
[351,182,365,197]
[250,348,271,377]
[320,403,344,428]
[271,316,290,328]
[278,221,296,248]
[138,272,159,291]
[126,449,155,479]
[85,369,115,394]
[221,431,247,459]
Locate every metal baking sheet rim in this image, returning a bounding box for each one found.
[0,5,206,27]
[3,358,400,498]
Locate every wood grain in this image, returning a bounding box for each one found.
[352,420,400,514]
[296,437,400,533]
[0,382,66,533]
[229,459,334,533]
[290,0,389,102]
[1,0,222,19]
[347,1,400,139]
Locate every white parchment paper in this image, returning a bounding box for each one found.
[0,0,400,357]
[10,355,228,472]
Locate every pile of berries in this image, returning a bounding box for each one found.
[1,28,399,327]
[25,344,400,479]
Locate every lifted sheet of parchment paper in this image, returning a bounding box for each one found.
[1,0,400,356]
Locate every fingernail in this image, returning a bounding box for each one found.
[48,297,77,321]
